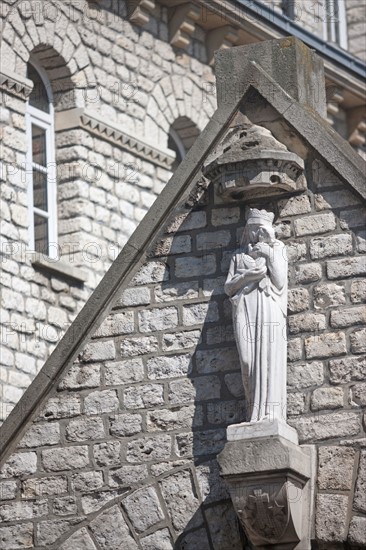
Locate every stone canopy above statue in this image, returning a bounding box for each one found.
[203,120,306,201]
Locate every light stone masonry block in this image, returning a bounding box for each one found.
[329,356,366,384]
[0,499,48,522]
[351,279,366,303]
[287,338,303,361]
[133,261,169,285]
[286,241,307,262]
[175,255,216,278]
[311,386,344,411]
[104,359,144,385]
[126,435,171,463]
[109,464,148,487]
[350,328,366,353]
[140,529,173,550]
[66,417,105,442]
[0,480,17,500]
[53,496,77,516]
[22,476,68,498]
[124,384,164,409]
[146,405,198,431]
[287,392,306,415]
[160,470,202,532]
[1,452,37,478]
[294,213,336,236]
[154,281,199,303]
[59,528,97,550]
[90,505,138,550]
[327,256,366,279]
[316,494,349,542]
[167,211,207,233]
[288,361,324,389]
[120,336,159,357]
[119,287,151,307]
[18,422,60,448]
[59,364,100,390]
[182,302,219,325]
[93,441,121,466]
[162,330,201,351]
[278,195,311,216]
[94,312,134,337]
[154,235,191,255]
[0,523,33,549]
[110,413,142,436]
[37,395,81,420]
[80,340,116,363]
[309,233,353,259]
[313,283,346,309]
[287,288,309,313]
[305,332,347,359]
[291,411,360,442]
[295,263,322,283]
[350,383,366,406]
[330,306,366,328]
[138,307,178,332]
[147,354,192,379]
[318,446,356,490]
[288,313,326,334]
[348,516,366,547]
[123,487,165,533]
[84,390,119,415]
[71,471,104,493]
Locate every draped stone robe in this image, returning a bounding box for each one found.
[225,241,288,423]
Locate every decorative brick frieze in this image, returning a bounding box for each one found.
[0,69,33,99]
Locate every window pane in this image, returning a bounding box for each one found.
[32,125,47,166]
[33,169,48,211]
[34,214,49,254]
[28,63,50,113]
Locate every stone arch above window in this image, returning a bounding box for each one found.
[144,74,216,152]
[1,0,94,108]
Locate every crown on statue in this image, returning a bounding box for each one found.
[246,208,274,225]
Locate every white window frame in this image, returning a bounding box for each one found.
[26,59,58,260]
[323,0,348,50]
[169,127,186,160]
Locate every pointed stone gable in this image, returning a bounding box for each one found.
[0,39,365,549]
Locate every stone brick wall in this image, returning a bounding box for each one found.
[0,154,365,548]
[1,0,364,424]
[0,0,216,422]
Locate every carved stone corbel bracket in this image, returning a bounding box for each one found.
[218,436,316,549]
[206,25,239,66]
[126,0,155,27]
[203,121,306,201]
[169,3,201,49]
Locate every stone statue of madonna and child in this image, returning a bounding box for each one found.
[225,208,292,439]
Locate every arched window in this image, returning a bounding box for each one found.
[323,0,348,49]
[26,59,57,259]
[168,128,186,171]
[168,117,200,171]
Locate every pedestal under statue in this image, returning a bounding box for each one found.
[225,208,295,440]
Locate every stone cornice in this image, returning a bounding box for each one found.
[55,108,175,169]
[0,69,33,98]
